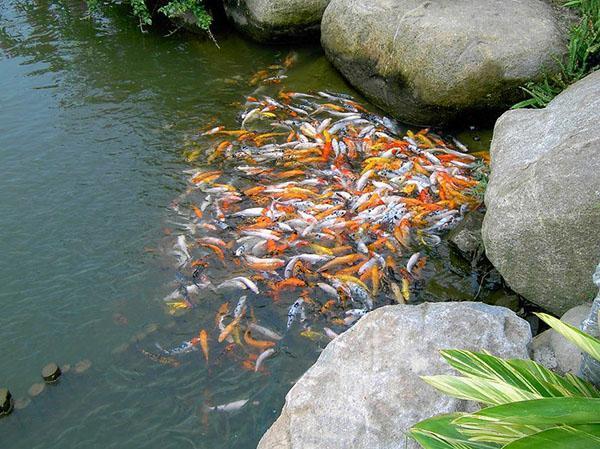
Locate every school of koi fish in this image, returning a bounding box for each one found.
[149,87,489,380]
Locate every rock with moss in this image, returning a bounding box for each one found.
[0,388,13,416]
[257,302,531,449]
[320,0,568,125]
[482,70,600,315]
[223,0,330,42]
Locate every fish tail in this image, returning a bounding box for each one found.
[154,342,169,354]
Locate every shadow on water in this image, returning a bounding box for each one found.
[0,1,506,448]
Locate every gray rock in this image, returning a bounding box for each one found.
[581,262,600,385]
[321,0,568,126]
[224,0,330,42]
[532,304,591,374]
[0,388,13,416]
[257,302,531,449]
[448,211,484,256]
[482,70,600,315]
[42,362,61,383]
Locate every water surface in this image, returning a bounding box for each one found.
[0,2,493,448]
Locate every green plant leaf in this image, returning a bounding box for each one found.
[511,98,540,109]
[536,313,600,361]
[503,424,600,449]
[409,413,500,449]
[158,0,212,30]
[440,350,600,399]
[421,375,541,406]
[130,0,152,25]
[459,397,600,426]
[454,397,600,443]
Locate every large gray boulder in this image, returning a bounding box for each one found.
[482,70,600,315]
[223,0,330,42]
[258,302,531,449]
[321,0,568,125]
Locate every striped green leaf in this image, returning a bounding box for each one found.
[537,312,600,361]
[454,397,600,444]
[502,424,600,449]
[440,350,600,398]
[409,413,500,449]
[421,375,541,406]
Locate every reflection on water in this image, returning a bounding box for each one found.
[0,1,495,448]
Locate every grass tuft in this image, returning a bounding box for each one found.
[513,0,600,109]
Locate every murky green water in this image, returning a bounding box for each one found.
[0,2,496,448]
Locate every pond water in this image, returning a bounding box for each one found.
[0,2,496,448]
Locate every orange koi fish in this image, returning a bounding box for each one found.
[199,243,226,265]
[271,278,306,301]
[218,315,242,343]
[317,254,366,272]
[319,299,337,314]
[199,330,209,362]
[215,303,229,327]
[244,255,285,271]
[243,330,276,350]
[191,204,203,218]
[191,170,223,184]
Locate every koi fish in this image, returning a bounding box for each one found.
[255,348,276,372]
[248,323,283,341]
[402,278,411,302]
[407,252,421,274]
[244,255,285,271]
[244,330,276,349]
[203,399,250,412]
[199,329,209,362]
[217,277,259,294]
[218,315,243,343]
[141,349,181,368]
[287,298,304,329]
[323,327,339,340]
[389,281,405,304]
[166,86,488,355]
[300,328,322,341]
[234,295,247,318]
[175,235,191,261]
[155,339,197,356]
[271,278,306,301]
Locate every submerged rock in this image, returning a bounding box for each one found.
[257,302,531,449]
[28,383,45,397]
[321,0,567,125]
[482,70,600,315]
[448,210,484,257]
[532,304,591,375]
[223,0,330,42]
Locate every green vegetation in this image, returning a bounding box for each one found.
[86,0,213,32]
[410,312,600,449]
[513,0,599,108]
[466,160,489,203]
